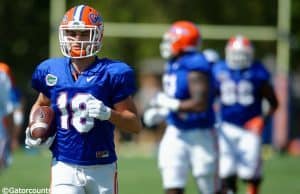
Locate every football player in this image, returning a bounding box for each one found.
[25,5,142,194]
[144,21,220,194]
[0,63,24,151]
[212,35,278,194]
[0,70,14,171]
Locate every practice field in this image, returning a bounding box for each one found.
[0,147,299,194]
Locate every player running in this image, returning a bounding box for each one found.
[212,35,278,194]
[25,5,142,194]
[144,21,220,194]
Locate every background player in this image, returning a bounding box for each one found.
[212,35,278,194]
[0,62,25,151]
[0,69,14,171]
[144,21,219,194]
[24,4,142,194]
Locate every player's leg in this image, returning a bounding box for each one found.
[237,130,262,194]
[165,188,184,194]
[0,139,7,169]
[218,123,243,194]
[51,185,85,194]
[85,162,118,194]
[190,129,220,194]
[158,125,189,194]
[0,131,11,170]
[244,178,262,194]
[51,160,86,194]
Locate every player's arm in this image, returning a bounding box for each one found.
[87,95,142,133]
[150,71,209,112]
[244,81,278,135]
[178,71,209,112]
[261,81,279,117]
[109,96,142,133]
[29,93,51,122]
[3,113,14,141]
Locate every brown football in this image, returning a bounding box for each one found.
[29,106,55,140]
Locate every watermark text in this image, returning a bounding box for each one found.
[1,187,50,194]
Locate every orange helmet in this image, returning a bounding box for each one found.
[225,35,254,70]
[59,5,104,58]
[0,63,15,85]
[160,21,201,59]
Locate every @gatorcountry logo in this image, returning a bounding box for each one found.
[45,74,58,86]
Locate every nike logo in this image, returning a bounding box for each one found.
[86,76,96,82]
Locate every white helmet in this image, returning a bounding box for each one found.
[225,35,254,70]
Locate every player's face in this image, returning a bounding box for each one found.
[160,33,177,59]
[65,30,90,46]
[63,29,93,56]
[66,30,90,39]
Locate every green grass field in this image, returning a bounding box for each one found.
[0,147,300,194]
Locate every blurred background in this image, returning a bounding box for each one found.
[0,0,299,193]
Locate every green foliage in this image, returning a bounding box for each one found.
[0,0,299,104]
[66,0,280,66]
[0,0,49,88]
[0,1,297,81]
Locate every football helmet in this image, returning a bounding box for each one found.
[160,21,201,59]
[59,5,104,58]
[225,35,254,70]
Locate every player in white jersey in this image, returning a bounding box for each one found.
[0,71,14,171]
[144,21,220,194]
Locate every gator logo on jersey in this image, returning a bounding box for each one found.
[45,74,58,86]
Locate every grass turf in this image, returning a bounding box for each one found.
[0,148,299,194]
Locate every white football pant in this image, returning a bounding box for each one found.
[158,125,219,194]
[51,160,118,194]
[218,122,262,180]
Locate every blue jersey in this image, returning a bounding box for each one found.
[32,57,136,165]
[213,60,270,126]
[163,51,215,130]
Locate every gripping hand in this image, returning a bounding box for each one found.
[150,92,180,111]
[25,127,55,149]
[143,107,169,128]
[244,116,265,135]
[86,95,111,121]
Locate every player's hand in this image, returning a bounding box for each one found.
[244,116,265,135]
[86,95,111,121]
[25,127,55,149]
[25,127,42,147]
[143,107,169,128]
[150,92,180,111]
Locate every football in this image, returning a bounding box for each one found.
[29,106,55,140]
